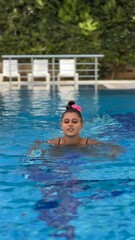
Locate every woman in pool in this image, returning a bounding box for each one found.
[29,100,122,158]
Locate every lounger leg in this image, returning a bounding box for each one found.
[18,75,21,82]
[75,74,79,90]
[57,75,61,91]
[46,75,50,90]
[28,74,32,82]
[0,74,3,82]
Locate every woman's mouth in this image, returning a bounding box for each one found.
[67,128,74,132]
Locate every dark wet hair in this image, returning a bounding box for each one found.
[61,101,83,122]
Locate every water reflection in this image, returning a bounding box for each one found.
[22,143,123,239]
[22,153,82,238]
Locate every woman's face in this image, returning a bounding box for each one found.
[61,112,83,137]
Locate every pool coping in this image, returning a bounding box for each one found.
[0,80,135,90]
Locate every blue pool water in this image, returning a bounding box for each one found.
[0,89,135,240]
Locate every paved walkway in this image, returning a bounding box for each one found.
[0,80,135,90]
[99,80,135,89]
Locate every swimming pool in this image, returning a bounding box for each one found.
[0,89,135,240]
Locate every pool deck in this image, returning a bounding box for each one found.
[0,80,135,90]
[99,80,135,89]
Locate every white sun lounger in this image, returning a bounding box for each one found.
[27,59,50,90]
[0,59,21,82]
[57,59,79,90]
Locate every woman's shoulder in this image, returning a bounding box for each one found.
[85,138,101,145]
[47,138,61,145]
[79,138,100,145]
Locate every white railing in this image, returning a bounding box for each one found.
[1,54,104,90]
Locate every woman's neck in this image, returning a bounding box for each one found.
[61,135,81,145]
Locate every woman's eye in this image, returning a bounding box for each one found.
[64,119,69,123]
[63,119,79,124]
[72,120,78,124]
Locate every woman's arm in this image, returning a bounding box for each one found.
[87,139,124,158]
[28,140,47,157]
[47,138,60,145]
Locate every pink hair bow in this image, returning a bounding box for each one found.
[72,104,82,112]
